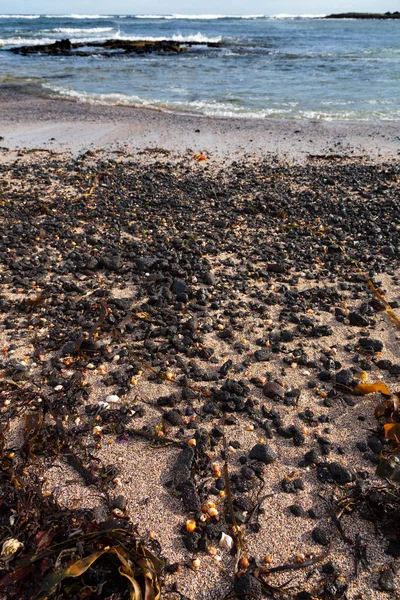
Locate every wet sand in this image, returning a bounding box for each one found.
[0,84,399,161]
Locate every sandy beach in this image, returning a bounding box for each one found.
[1,85,400,161]
[0,88,400,600]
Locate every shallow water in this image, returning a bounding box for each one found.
[0,14,399,121]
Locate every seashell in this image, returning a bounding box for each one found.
[112,508,124,517]
[1,539,23,557]
[208,507,218,517]
[192,558,201,568]
[186,519,197,533]
[219,532,233,551]
[105,395,120,403]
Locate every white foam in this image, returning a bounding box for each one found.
[134,14,265,20]
[269,14,326,19]
[0,31,221,47]
[44,14,113,19]
[0,14,40,19]
[39,84,400,121]
[50,27,114,34]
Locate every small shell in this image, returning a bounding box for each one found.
[192,558,201,569]
[240,557,250,569]
[112,508,124,517]
[219,532,234,551]
[1,539,23,557]
[208,546,217,557]
[186,520,197,533]
[93,425,102,436]
[246,425,254,431]
[208,507,218,517]
[106,395,120,403]
[188,438,197,447]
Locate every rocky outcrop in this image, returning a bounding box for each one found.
[8,38,221,57]
[325,11,400,19]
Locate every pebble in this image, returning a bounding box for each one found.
[378,569,395,592]
[263,381,285,400]
[312,527,330,546]
[249,443,277,465]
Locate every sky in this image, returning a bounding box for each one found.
[0,1,399,15]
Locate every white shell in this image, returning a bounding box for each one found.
[219,532,234,551]
[105,395,120,403]
[1,539,23,557]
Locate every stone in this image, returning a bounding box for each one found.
[312,527,330,546]
[348,312,369,327]
[112,495,127,510]
[317,462,354,485]
[263,381,285,400]
[335,369,354,387]
[378,569,395,592]
[358,337,383,353]
[249,443,277,464]
[234,573,262,599]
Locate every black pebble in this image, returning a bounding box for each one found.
[249,443,277,464]
[312,527,330,546]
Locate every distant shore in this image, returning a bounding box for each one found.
[325,11,400,19]
[1,84,399,162]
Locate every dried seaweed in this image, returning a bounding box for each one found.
[0,388,164,600]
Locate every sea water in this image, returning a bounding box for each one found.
[0,13,399,121]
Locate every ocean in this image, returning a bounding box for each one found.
[0,13,399,121]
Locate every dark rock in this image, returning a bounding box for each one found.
[378,569,395,592]
[173,447,194,489]
[183,532,201,552]
[367,435,383,455]
[219,359,233,376]
[356,441,367,452]
[163,410,183,426]
[386,540,400,558]
[254,349,271,362]
[112,495,127,511]
[289,504,304,517]
[317,462,354,485]
[312,527,330,546]
[204,271,216,286]
[266,263,287,273]
[263,381,285,400]
[389,363,400,377]
[240,466,255,480]
[249,443,277,464]
[172,279,187,295]
[348,312,369,327]
[181,483,201,513]
[335,369,354,387]
[299,449,319,467]
[358,337,383,352]
[281,477,304,493]
[234,573,262,600]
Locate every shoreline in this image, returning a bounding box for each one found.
[0,84,399,161]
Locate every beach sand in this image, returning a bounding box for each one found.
[0,85,400,162]
[0,87,399,599]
